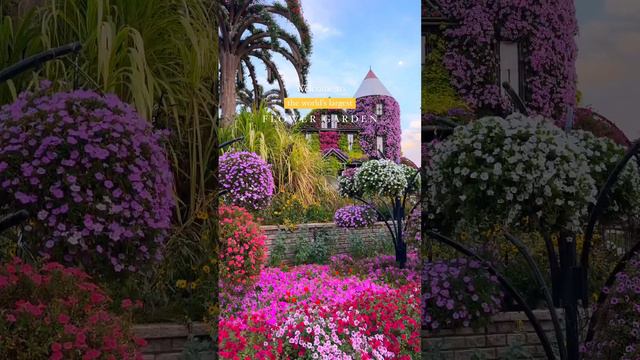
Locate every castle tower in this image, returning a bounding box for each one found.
[351,69,401,162]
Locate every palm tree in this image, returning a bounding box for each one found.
[237,84,283,112]
[216,0,312,126]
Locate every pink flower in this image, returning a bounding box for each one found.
[57,314,70,325]
[120,299,133,310]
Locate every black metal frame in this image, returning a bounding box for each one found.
[352,165,422,269]
[424,82,640,360]
[0,42,81,84]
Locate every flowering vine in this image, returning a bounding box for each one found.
[351,96,401,162]
[319,131,340,152]
[434,0,577,123]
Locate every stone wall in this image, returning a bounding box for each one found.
[261,222,390,261]
[134,323,215,360]
[421,310,564,360]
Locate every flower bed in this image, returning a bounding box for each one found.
[219,256,420,359]
[0,258,144,359]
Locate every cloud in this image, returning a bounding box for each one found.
[401,113,422,164]
[576,2,640,138]
[310,22,342,39]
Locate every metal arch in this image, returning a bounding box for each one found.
[504,232,568,360]
[426,230,559,360]
[0,42,82,84]
[585,239,640,344]
[581,139,640,301]
[0,210,29,234]
[218,136,245,150]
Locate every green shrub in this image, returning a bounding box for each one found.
[374,233,395,255]
[347,232,369,259]
[422,34,468,115]
[268,232,287,267]
[293,230,331,265]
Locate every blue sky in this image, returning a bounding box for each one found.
[576,0,640,139]
[264,0,422,163]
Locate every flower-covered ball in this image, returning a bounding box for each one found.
[0,88,174,274]
[219,151,274,211]
[427,114,596,233]
[571,129,640,220]
[219,205,267,291]
[337,168,362,198]
[337,159,408,199]
[334,205,377,228]
[0,257,145,359]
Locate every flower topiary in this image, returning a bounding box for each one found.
[422,258,504,331]
[427,114,596,234]
[334,205,377,228]
[571,130,640,221]
[218,205,267,291]
[337,168,362,198]
[219,151,275,211]
[344,159,408,198]
[0,87,174,274]
[0,257,145,359]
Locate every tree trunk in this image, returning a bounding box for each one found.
[220,51,240,127]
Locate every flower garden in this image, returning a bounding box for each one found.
[216,144,422,358]
[1,1,426,359]
[2,0,640,359]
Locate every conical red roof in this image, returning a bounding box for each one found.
[354,69,393,98]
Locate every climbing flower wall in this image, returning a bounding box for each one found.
[435,0,577,124]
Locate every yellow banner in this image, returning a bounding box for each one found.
[284,97,356,109]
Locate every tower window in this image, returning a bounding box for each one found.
[376,136,384,154]
[499,41,521,97]
[331,114,338,129]
[347,134,354,151]
[305,133,311,141]
[375,103,384,116]
[320,115,328,129]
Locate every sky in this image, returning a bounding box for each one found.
[262,0,422,163]
[576,0,640,139]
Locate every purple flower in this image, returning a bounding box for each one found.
[0,88,175,275]
[422,258,504,331]
[334,205,376,228]
[219,151,275,211]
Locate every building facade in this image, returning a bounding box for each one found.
[299,69,402,168]
[423,0,578,124]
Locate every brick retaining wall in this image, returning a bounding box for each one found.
[134,323,215,360]
[422,310,564,360]
[261,222,390,261]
